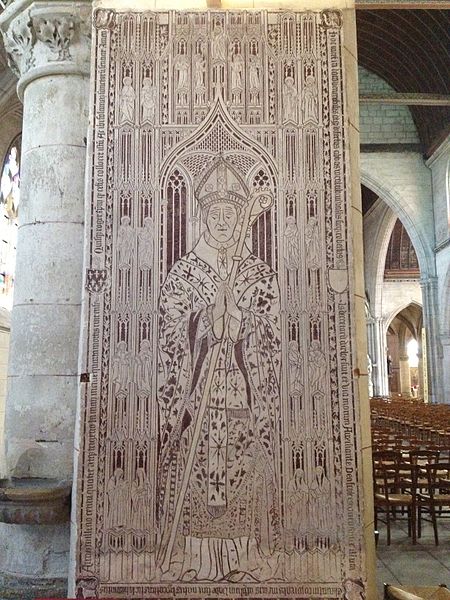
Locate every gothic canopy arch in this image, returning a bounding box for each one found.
[160,97,278,196]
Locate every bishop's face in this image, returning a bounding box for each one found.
[206,202,238,244]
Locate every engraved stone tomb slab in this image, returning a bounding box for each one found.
[73,9,367,599]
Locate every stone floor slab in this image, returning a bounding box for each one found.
[376,517,450,598]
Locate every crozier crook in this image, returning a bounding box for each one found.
[158,188,274,573]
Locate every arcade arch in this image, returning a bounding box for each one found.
[386,302,424,398]
[361,178,432,399]
[360,160,434,278]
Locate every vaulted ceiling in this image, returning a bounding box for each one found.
[356,9,450,155]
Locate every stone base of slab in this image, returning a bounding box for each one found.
[0,522,70,585]
[0,574,67,600]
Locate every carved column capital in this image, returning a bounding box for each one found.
[0,0,92,99]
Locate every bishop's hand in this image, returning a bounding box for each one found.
[210,284,242,341]
[224,286,241,322]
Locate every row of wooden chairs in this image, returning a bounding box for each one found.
[372,437,450,461]
[373,450,450,546]
[371,398,450,448]
[370,397,450,544]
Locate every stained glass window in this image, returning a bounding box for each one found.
[0,135,20,309]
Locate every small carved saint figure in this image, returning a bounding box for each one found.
[141,77,157,123]
[106,467,129,529]
[305,216,320,271]
[287,468,308,528]
[175,54,189,105]
[111,340,132,393]
[193,53,206,103]
[131,468,152,531]
[194,54,204,88]
[175,54,189,90]
[117,215,135,268]
[249,55,261,102]
[211,23,227,63]
[135,339,153,394]
[308,340,327,394]
[137,216,154,270]
[302,75,319,124]
[231,52,244,99]
[284,216,301,271]
[119,76,135,123]
[283,76,298,122]
[309,465,331,533]
[288,340,303,399]
[157,157,281,582]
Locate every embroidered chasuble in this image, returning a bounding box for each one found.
[157,247,281,579]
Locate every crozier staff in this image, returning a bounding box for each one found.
[157,157,281,581]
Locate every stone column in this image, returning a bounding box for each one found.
[427,135,450,405]
[0,0,91,586]
[441,336,450,404]
[367,317,389,396]
[417,338,425,401]
[420,276,444,403]
[398,354,411,397]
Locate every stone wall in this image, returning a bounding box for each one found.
[428,136,450,247]
[380,280,422,325]
[358,66,419,146]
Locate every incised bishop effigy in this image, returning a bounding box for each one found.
[74,8,367,599]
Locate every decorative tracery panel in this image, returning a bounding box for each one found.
[75,9,366,600]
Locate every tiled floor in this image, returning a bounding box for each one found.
[376,513,450,598]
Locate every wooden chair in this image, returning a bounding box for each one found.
[417,461,450,545]
[409,449,440,465]
[436,447,450,462]
[373,450,400,490]
[373,451,417,545]
[409,450,441,491]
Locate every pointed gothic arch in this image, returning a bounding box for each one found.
[385,300,423,340]
[360,170,433,278]
[160,98,279,274]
